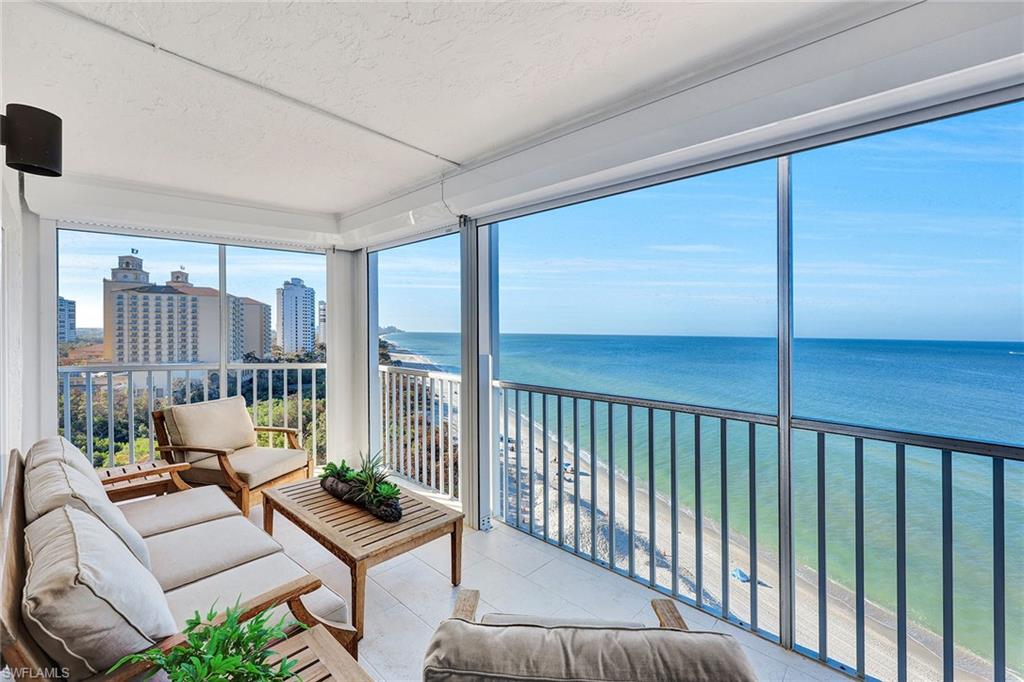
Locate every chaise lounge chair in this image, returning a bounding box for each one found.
[424,588,757,681]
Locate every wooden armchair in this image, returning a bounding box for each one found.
[152,396,314,516]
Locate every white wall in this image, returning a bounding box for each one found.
[1,170,55,456]
[325,248,368,463]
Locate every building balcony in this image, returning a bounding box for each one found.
[9,3,1024,680]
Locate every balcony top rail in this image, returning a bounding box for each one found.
[494,379,777,426]
[494,379,1023,461]
[792,416,1024,461]
[380,363,460,383]
[59,361,327,373]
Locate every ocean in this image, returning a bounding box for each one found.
[383,331,1024,668]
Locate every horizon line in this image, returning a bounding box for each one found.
[381,330,1024,344]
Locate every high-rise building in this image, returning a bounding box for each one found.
[276,278,316,354]
[57,296,77,342]
[316,300,327,345]
[229,295,272,360]
[102,255,270,364]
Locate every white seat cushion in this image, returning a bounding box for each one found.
[183,446,307,488]
[163,552,347,630]
[121,485,240,537]
[24,460,150,567]
[24,436,100,485]
[162,396,257,463]
[146,516,281,591]
[22,507,177,679]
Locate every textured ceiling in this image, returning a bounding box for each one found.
[3,2,885,215]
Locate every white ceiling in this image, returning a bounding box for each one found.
[4,2,903,216]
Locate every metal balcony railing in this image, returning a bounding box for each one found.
[495,380,1022,682]
[58,362,328,468]
[378,365,460,498]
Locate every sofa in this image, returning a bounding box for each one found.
[1,437,356,680]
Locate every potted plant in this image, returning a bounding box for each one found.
[320,452,403,522]
[110,602,301,680]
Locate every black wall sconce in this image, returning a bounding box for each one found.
[1,103,62,177]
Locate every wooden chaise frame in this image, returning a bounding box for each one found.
[0,449,357,680]
[153,409,314,516]
[450,588,690,629]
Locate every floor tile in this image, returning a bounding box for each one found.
[358,602,434,682]
[309,558,400,614]
[461,558,569,617]
[411,534,485,576]
[371,555,464,626]
[741,645,791,681]
[463,527,557,576]
[527,555,658,622]
[367,550,417,576]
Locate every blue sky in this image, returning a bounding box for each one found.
[58,231,327,328]
[378,101,1022,341]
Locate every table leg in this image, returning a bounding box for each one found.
[451,518,463,586]
[263,501,274,535]
[352,562,367,640]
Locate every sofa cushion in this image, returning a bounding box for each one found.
[121,485,239,537]
[479,613,643,628]
[24,436,99,485]
[22,507,177,679]
[163,396,257,463]
[146,516,281,591]
[183,446,307,488]
[25,460,150,567]
[423,619,757,682]
[163,552,347,630]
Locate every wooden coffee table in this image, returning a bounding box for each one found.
[263,478,464,640]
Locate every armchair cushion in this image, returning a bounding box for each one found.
[146,515,282,591]
[24,436,100,485]
[183,446,308,488]
[22,507,177,679]
[121,484,239,537]
[162,396,257,463]
[25,460,151,568]
[423,619,757,682]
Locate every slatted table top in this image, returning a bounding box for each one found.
[264,477,464,563]
[267,625,371,681]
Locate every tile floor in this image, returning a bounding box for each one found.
[248,504,848,682]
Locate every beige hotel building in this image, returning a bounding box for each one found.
[103,255,271,364]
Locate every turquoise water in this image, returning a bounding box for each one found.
[385,331,1023,669]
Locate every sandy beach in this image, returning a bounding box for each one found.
[499,410,1014,682]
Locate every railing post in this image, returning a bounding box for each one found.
[218,245,228,399]
[462,216,496,530]
[367,251,381,457]
[777,154,796,650]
